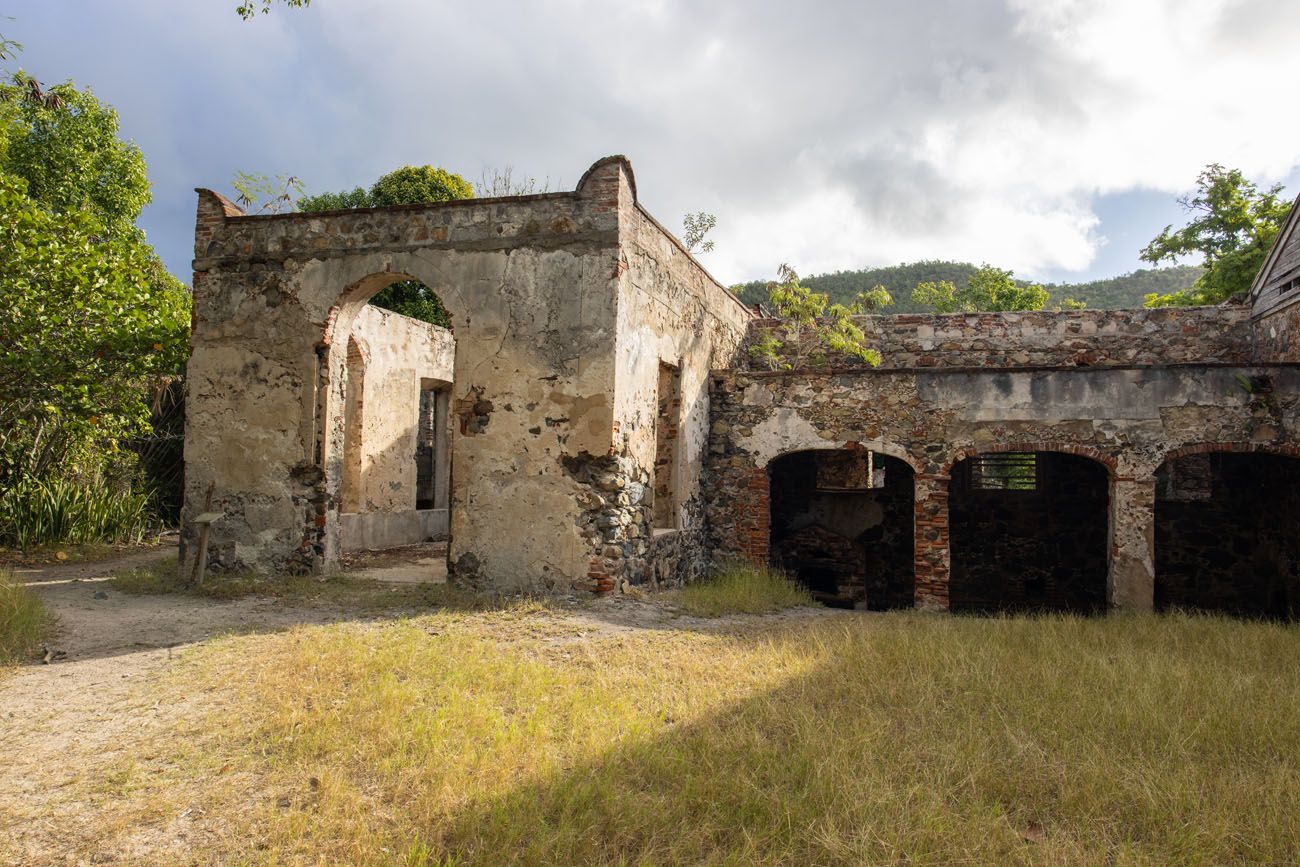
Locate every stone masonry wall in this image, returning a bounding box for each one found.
[583,193,752,592]
[748,306,1255,371]
[184,158,632,589]
[705,358,1300,612]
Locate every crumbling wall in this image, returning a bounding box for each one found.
[337,305,453,550]
[346,305,453,512]
[705,354,1300,611]
[581,193,752,591]
[184,158,637,590]
[747,306,1255,371]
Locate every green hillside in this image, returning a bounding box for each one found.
[733,261,1204,312]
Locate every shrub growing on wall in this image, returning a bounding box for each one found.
[298,165,476,329]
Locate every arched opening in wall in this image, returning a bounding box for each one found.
[1154,451,1300,620]
[949,451,1108,614]
[768,449,915,610]
[322,276,456,571]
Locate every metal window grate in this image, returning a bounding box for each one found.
[969,452,1038,491]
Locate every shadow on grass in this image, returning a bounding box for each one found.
[406,613,1300,866]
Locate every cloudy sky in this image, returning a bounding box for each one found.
[9,0,1300,286]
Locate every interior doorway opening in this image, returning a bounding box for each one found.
[768,449,915,609]
[1155,451,1300,620]
[949,451,1109,614]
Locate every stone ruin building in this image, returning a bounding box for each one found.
[183,155,1300,618]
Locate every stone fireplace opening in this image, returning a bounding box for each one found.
[949,451,1108,613]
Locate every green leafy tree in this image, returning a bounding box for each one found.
[0,76,189,488]
[369,165,474,207]
[0,174,188,484]
[1,74,149,239]
[296,186,370,212]
[912,279,960,313]
[750,265,882,370]
[913,265,1048,313]
[1142,164,1292,307]
[854,284,894,311]
[682,211,716,254]
[297,165,475,328]
[231,171,303,214]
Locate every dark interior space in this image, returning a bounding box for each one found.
[949,451,1109,614]
[1155,452,1300,620]
[768,449,915,609]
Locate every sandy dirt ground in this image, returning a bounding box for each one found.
[0,543,438,864]
[0,546,828,863]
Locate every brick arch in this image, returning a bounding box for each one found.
[1157,441,1300,468]
[766,440,923,474]
[941,442,1118,477]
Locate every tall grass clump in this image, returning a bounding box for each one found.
[0,476,153,550]
[675,560,813,616]
[0,571,45,664]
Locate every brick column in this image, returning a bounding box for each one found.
[738,467,771,564]
[1109,477,1155,612]
[913,473,950,611]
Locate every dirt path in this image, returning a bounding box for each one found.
[0,545,409,864]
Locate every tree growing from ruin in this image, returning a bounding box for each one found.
[749,265,885,370]
[297,165,478,328]
[912,265,1048,313]
[1142,164,1292,307]
[682,211,716,254]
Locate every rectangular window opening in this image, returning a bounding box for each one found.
[653,362,681,530]
[969,452,1038,491]
[415,385,439,510]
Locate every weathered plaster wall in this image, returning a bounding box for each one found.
[184,158,635,589]
[581,197,752,591]
[345,304,453,513]
[706,359,1300,612]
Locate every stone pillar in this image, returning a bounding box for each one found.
[1109,477,1155,611]
[740,466,771,565]
[913,473,950,611]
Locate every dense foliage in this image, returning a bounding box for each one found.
[1142,164,1292,307]
[749,265,885,370]
[913,265,1049,313]
[734,260,1204,312]
[297,165,475,328]
[0,73,187,541]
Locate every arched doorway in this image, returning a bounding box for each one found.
[768,448,916,609]
[1155,450,1300,619]
[324,277,455,572]
[949,451,1109,613]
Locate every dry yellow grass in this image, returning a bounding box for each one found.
[24,605,1300,865]
[0,570,45,665]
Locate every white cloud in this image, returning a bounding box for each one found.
[13,0,1300,283]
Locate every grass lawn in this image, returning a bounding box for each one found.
[62,598,1300,865]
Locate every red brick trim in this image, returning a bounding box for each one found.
[767,442,924,473]
[1160,441,1300,465]
[941,443,1118,476]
